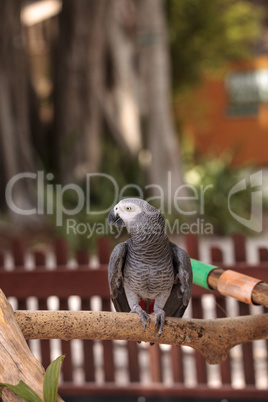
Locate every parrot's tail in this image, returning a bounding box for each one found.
[139,299,155,314]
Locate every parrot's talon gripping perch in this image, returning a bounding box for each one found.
[108,198,193,343]
[154,308,166,337]
[130,304,151,330]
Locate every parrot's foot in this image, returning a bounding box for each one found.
[130,304,151,330]
[154,308,166,338]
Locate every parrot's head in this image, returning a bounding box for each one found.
[108,198,165,237]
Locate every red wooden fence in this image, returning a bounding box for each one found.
[0,234,267,400]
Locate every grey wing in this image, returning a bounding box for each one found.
[108,242,130,313]
[163,243,193,318]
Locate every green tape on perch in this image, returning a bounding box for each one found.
[191,259,218,290]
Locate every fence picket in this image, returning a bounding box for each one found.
[12,238,27,311]
[0,250,4,268]
[127,341,140,382]
[148,344,163,383]
[259,247,268,262]
[53,238,73,382]
[101,298,115,382]
[210,245,232,385]
[170,345,184,384]
[186,235,207,385]
[34,250,51,369]
[239,302,256,385]
[232,233,246,262]
[76,248,96,382]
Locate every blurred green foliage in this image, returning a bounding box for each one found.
[166,0,262,91]
[183,147,265,235]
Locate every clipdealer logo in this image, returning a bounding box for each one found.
[4,171,214,236]
[4,170,264,235]
[228,170,263,233]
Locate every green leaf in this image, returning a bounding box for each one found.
[43,355,65,402]
[0,380,42,402]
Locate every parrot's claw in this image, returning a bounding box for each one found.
[130,304,151,330]
[154,308,166,338]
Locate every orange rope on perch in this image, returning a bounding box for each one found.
[191,260,268,307]
[217,270,261,305]
[209,268,268,307]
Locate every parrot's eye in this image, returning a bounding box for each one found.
[126,206,132,211]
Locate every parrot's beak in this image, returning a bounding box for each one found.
[108,209,125,227]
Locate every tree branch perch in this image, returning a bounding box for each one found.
[14,310,268,365]
[0,290,63,401]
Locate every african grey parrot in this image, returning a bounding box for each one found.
[108,198,192,337]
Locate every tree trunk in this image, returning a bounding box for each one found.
[105,0,142,156]
[136,0,185,203]
[0,0,38,221]
[54,0,107,183]
[0,289,63,401]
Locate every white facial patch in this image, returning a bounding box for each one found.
[114,203,119,214]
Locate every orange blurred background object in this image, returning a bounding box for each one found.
[184,56,268,166]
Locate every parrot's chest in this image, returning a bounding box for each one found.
[124,255,174,298]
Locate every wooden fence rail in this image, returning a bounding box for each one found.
[0,234,267,400]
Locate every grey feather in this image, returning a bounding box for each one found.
[108,242,130,312]
[163,243,193,318]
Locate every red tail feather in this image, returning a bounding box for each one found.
[139,299,155,314]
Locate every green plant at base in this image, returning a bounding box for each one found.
[0,355,65,402]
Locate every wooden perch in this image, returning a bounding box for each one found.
[0,289,63,402]
[191,259,268,307]
[15,309,268,365]
[208,267,268,307]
